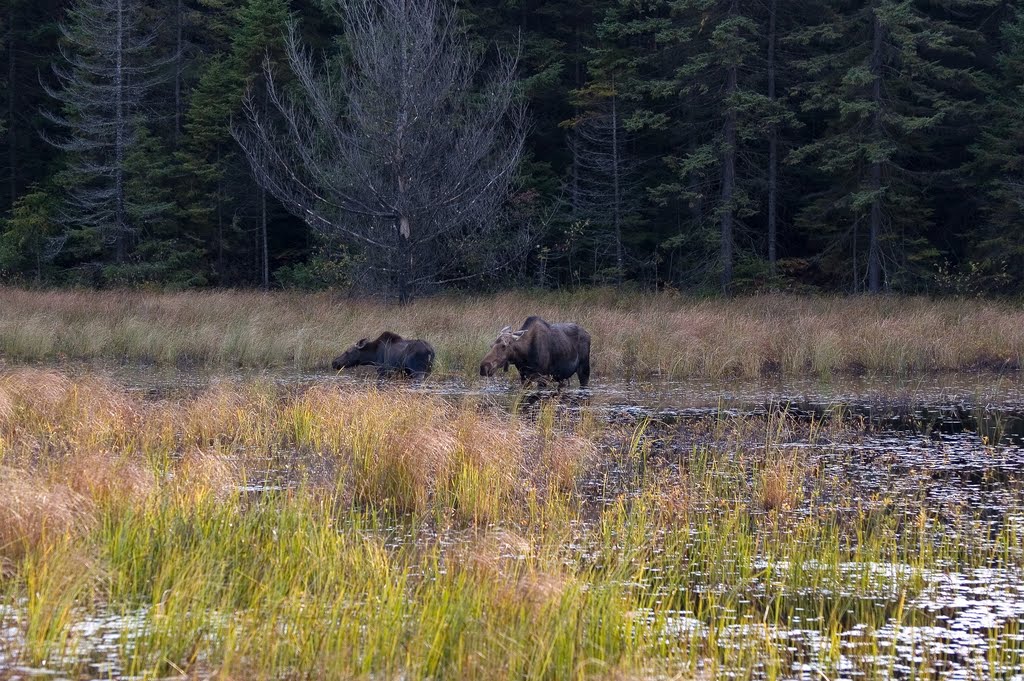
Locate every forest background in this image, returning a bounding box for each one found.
[2,0,1023,298]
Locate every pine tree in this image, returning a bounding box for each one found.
[0,186,64,282]
[1,3,10,211]
[42,0,172,265]
[789,0,989,293]
[598,0,784,292]
[106,125,209,286]
[970,4,1024,291]
[1,11,6,143]
[178,0,290,287]
[2,0,64,219]
[460,0,617,287]
[566,81,638,284]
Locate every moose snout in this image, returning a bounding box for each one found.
[480,362,492,377]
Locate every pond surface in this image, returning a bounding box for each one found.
[4,364,1024,680]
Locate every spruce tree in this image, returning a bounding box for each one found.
[566,81,639,284]
[178,0,289,286]
[460,0,615,286]
[42,0,171,265]
[0,186,63,282]
[4,0,67,217]
[789,0,989,293]
[970,5,1024,291]
[598,0,787,292]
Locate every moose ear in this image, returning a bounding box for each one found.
[511,330,526,342]
[356,338,368,348]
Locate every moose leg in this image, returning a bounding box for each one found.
[577,356,591,388]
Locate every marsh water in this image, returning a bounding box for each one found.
[4,364,1024,680]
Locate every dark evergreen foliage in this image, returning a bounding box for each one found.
[0,0,1020,295]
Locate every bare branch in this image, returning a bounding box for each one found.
[232,0,527,301]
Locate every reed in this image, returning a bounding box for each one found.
[0,369,1020,679]
[1,287,1022,378]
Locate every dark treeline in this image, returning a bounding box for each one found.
[1,0,1022,297]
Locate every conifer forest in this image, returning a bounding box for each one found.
[2,0,1023,298]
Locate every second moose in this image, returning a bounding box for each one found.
[332,332,435,379]
[479,316,591,387]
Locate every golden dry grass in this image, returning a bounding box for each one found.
[0,467,93,565]
[0,287,1022,377]
[756,449,804,514]
[0,368,597,531]
[452,529,574,615]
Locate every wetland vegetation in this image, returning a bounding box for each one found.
[1,364,1022,679]
[1,288,1022,379]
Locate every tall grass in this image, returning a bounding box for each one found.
[1,287,1022,377]
[0,369,1021,678]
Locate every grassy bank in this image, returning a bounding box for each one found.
[0,288,1022,378]
[1,369,1021,678]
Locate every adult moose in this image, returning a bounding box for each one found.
[332,332,435,379]
[479,316,591,387]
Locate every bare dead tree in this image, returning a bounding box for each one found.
[41,0,171,263]
[567,87,637,285]
[233,0,527,302]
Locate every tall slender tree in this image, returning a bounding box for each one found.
[2,0,64,219]
[178,0,290,286]
[766,0,779,274]
[599,0,777,292]
[566,81,638,284]
[970,4,1024,291]
[2,2,12,211]
[42,0,171,264]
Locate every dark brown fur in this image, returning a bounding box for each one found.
[332,332,435,379]
[479,316,591,387]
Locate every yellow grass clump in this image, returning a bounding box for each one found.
[756,449,804,514]
[0,467,93,564]
[452,529,574,614]
[58,451,157,511]
[0,369,596,524]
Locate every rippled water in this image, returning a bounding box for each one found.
[643,563,1024,680]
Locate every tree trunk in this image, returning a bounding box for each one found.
[720,64,737,295]
[868,6,884,293]
[173,0,182,147]
[610,91,623,285]
[398,218,411,303]
[766,0,778,275]
[259,82,270,290]
[260,185,269,290]
[114,0,126,264]
[7,0,16,211]
[216,146,224,281]
[395,8,411,303]
[852,217,859,293]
